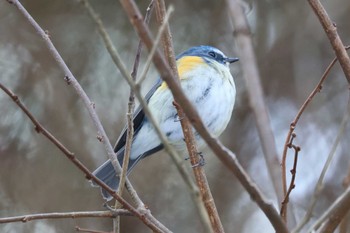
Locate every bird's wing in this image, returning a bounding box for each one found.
[114,78,163,152]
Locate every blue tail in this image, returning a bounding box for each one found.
[91,150,138,201]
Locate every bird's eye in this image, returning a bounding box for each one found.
[208,51,216,58]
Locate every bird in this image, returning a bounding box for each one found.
[91,45,239,200]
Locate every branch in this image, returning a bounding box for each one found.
[282,56,338,222]
[114,2,154,232]
[154,1,216,233]
[307,186,350,233]
[119,1,288,232]
[280,138,300,217]
[5,0,119,174]
[225,0,283,206]
[308,0,350,84]
[0,211,131,224]
[0,83,166,233]
[294,91,350,233]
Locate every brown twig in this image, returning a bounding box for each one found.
[5,0,119,174]
[280,135,300,216]
[80,0,145,210]
[307,0,350,84]
[281,53,343,221]
[0,211,131,224]
[113,2,154,232]
[119,1,288,232]
[226,0,283,206]
[0,83,167,233]
[118,0,154,197]
[293,91,350,233]
[154,1,215,233]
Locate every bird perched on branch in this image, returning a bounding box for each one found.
[91,45,239,200]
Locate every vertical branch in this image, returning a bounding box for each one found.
[118,0,154,201]
[114,2,154,232]
[280,137,300,217]
[154,1,218,233]
[225,0,283,207]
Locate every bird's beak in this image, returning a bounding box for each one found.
[225,57,239,64]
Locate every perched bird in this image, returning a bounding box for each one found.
[92,45,238,200]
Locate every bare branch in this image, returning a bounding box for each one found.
[294,91,350,233]
[308,0,350,84]
[154,1,215,233]
[5,0,119,173]
[114,1,154,232]
[226,0,283,207]
[280,139,300,217]
[0,210,131,224]
[282,56,338,222]
[307,186,350,233]
[0,83,167,233]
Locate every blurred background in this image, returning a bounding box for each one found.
[1,0,350,232]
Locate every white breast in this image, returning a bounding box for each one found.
[144,61,236,151]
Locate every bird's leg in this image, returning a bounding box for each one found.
[190,152,206,168]
[184,152,206,167]
[174,113,184,122]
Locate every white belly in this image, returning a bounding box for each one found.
[145,62,236,151]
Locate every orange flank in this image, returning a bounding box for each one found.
[159,56,205,90]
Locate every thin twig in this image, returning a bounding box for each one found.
[119,1,288,232]
[6,0,120,176]
[114,2,154,232]
[0,83,166,233]
[0,211,131,224]
[280,47,350,221]
[75,226,110,233]
[118,0,154,197]
[226,0,283,208]
[294,91,350,233]
[280,138,300,216]
[154,1,215,233]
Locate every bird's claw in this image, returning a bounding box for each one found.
[191,152,206,168]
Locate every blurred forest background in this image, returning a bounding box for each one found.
[1,0,350,232]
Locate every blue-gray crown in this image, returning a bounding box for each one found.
[176,45,239,65]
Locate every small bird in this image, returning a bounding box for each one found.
[92,45,238,200]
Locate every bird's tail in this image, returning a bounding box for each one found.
[91,150,138,201]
